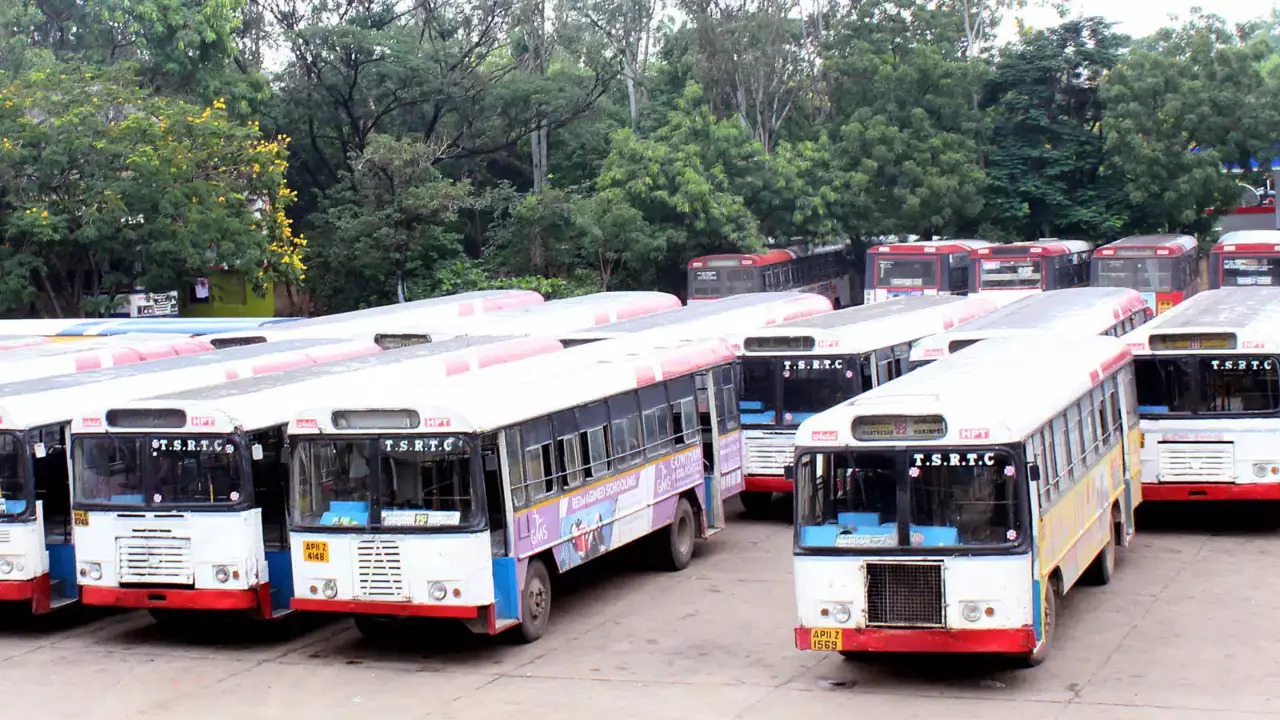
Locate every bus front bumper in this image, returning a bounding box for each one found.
[0,574,53,614]
[291,597,480,618]
[81,584,269,612]
[794,626,1037,654]
[744,475,793,493]
[1142,482,1280,502]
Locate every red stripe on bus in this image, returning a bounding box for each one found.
[794,626,1037,654]
[473,338,562,369]
[74,354,103,371]
[290,597,480,618]
[1142,482,1280,501]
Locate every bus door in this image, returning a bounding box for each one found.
[697,366,741,531]
[31,424,76,608]
[1111,375,1138,540]
[488,431,520,630]
[250,427,292,615]
[870,345,909,387]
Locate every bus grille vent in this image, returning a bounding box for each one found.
[117,537,193,585]
[744,430,794,474]
[355,538,406,600]
[0,529,11,544]
[864,561,944,628]
[1158,443,1234,482]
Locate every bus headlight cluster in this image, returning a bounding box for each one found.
[1253,463,1279,478]
[0,558,12,575]
[214,566,231,584]
[322,580,338,599]
[962,603,982,622]
[78,562,103,581]
[831,603,851,624]
[429,582,448,602]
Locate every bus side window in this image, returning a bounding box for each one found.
[948,258,966,292]
[1065,405,1084,481]
[640,384,674,458]
[504,428,526,508]
[1119,365,1139,427]
[715,365,740,433]
[1104,377,1121,433]
[519,417,556,501]
[1039,427,1057,505]
[1080,397,1098,464]
[1093,386,1109,447]
[608,392,644,468]
[553,410,583,489]
[1051,415,1070,492]
[575,402,610,481]
[667,375,699,445]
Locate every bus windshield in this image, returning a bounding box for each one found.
[1135,356,1280,415]
[1222,257,1280,287]
[795,449,1022,551]
[689,267,759,298]
[1094,258,1174,292]
[980,259,1041,289]
[0,433,28,517]
[291,436,478,529]
[74,435,245,506]
[740,357,859,426]
[875,258,936,289]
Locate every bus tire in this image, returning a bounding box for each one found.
[1082,516,1118,586]
[739,491,773,519]
[517,557,552,643]
[659,497,697,572]
[1019,579,1058,668]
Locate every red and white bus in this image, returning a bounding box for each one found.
[687,245,856,307]
[973,239,1092,300]
[1091,235,1200,315]
[863,240,993,304]
[1209,230,1280,289]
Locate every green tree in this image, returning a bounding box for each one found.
[0,63,302,317]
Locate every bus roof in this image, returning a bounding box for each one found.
[687,249,798,269]
[1211,230,1280,254]
[561,292,833,344]
[290,337,736,436]
[204,289,543,347]
[869,239,994,255]
[909,287,1147,362]
[74,336,564,435]
[734,295,998,355]
[0,316,298,337]
[0,334,216,383]
[798,334,1131,448]
[0,336,50,350]
[0,338,379,431]
[1123,287,1280,354]
[973,239,1092,258]
[1095,234,1197,256]
[381,291,680,340]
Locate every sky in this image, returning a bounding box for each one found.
[998,0,1278,42]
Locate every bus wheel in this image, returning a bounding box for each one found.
[1081,523,1117,586]
[517,558,552,643]
[353,615,401,643]
[1019,580,1057,668]
[659,497,697,571]
[739,491,774,519]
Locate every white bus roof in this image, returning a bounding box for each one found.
[204,289,543,348]
[798,334,1131,448]
[561,292,833,344]
[75,336,564,435]
[290,337,737,436]
[734,295,998,356]
[0,338,379,431]
[909,287,1146,362]
[0,317,297,337]
[974,239,1092,257]
[1123,287,1280,354]
[1213,230,1280,250]
[869,239,995,254]
[0,334,216,383]
[0,337,51,350]
[1095,234,1197,255]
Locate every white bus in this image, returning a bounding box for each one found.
[972,239,1093,300]
[0,338,380,614]
[70,336,563,620]
[792,334,1140,665]
[1125,287,1280,501]
[729,295,1001,517]
[205,289,545,348]
[560,292,834,347]
[286,337,744,642]
[909,287,1152,368]
[0,317,297,339]
[0,334,216,384]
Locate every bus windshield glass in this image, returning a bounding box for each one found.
[980,259,1041,289]
[1221,257,1280,287]
[292,436,477,529]
[74,435,245,505]
[780,358,859,423]
[1094,258,1174,292]
[740,358,780,424]
[875,258,936,289]
[0,433,27,517]
[796,449,1021,550]
[1135,356,1280,415]
[689,267,759,298]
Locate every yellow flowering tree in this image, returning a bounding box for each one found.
[0,64,304,316]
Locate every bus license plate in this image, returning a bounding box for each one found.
[303,541,329,563]
[72,510,89,527]
[810,628,842,651]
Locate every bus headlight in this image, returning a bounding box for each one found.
[0,558,12,574]
[962,603,982,623]
[429,582,448,601]
[1253,463,1279,478]
[214,566,231,584]
[322,580,338,599]
[88,563,102,581]
[831,603,851,624]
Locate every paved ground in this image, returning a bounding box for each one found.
[3,499,1279,719]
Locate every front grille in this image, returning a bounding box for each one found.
[117,536,193,585]
[744,430,794,474]
[865,561,944,628]
[355,538,406,600]
[1158,442,1234,482]
[0,529,11,544]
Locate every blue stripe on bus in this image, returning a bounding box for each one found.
[55,320,115,335]
[1032,578,1042,642]
[492,557,519,620]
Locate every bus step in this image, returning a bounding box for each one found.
[269,608,294,620]
[493,618,520,633]
[49,595,78,610]
[705,526,724,537]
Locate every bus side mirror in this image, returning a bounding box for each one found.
[784,464,794,482]
[1027,463,1041,484]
